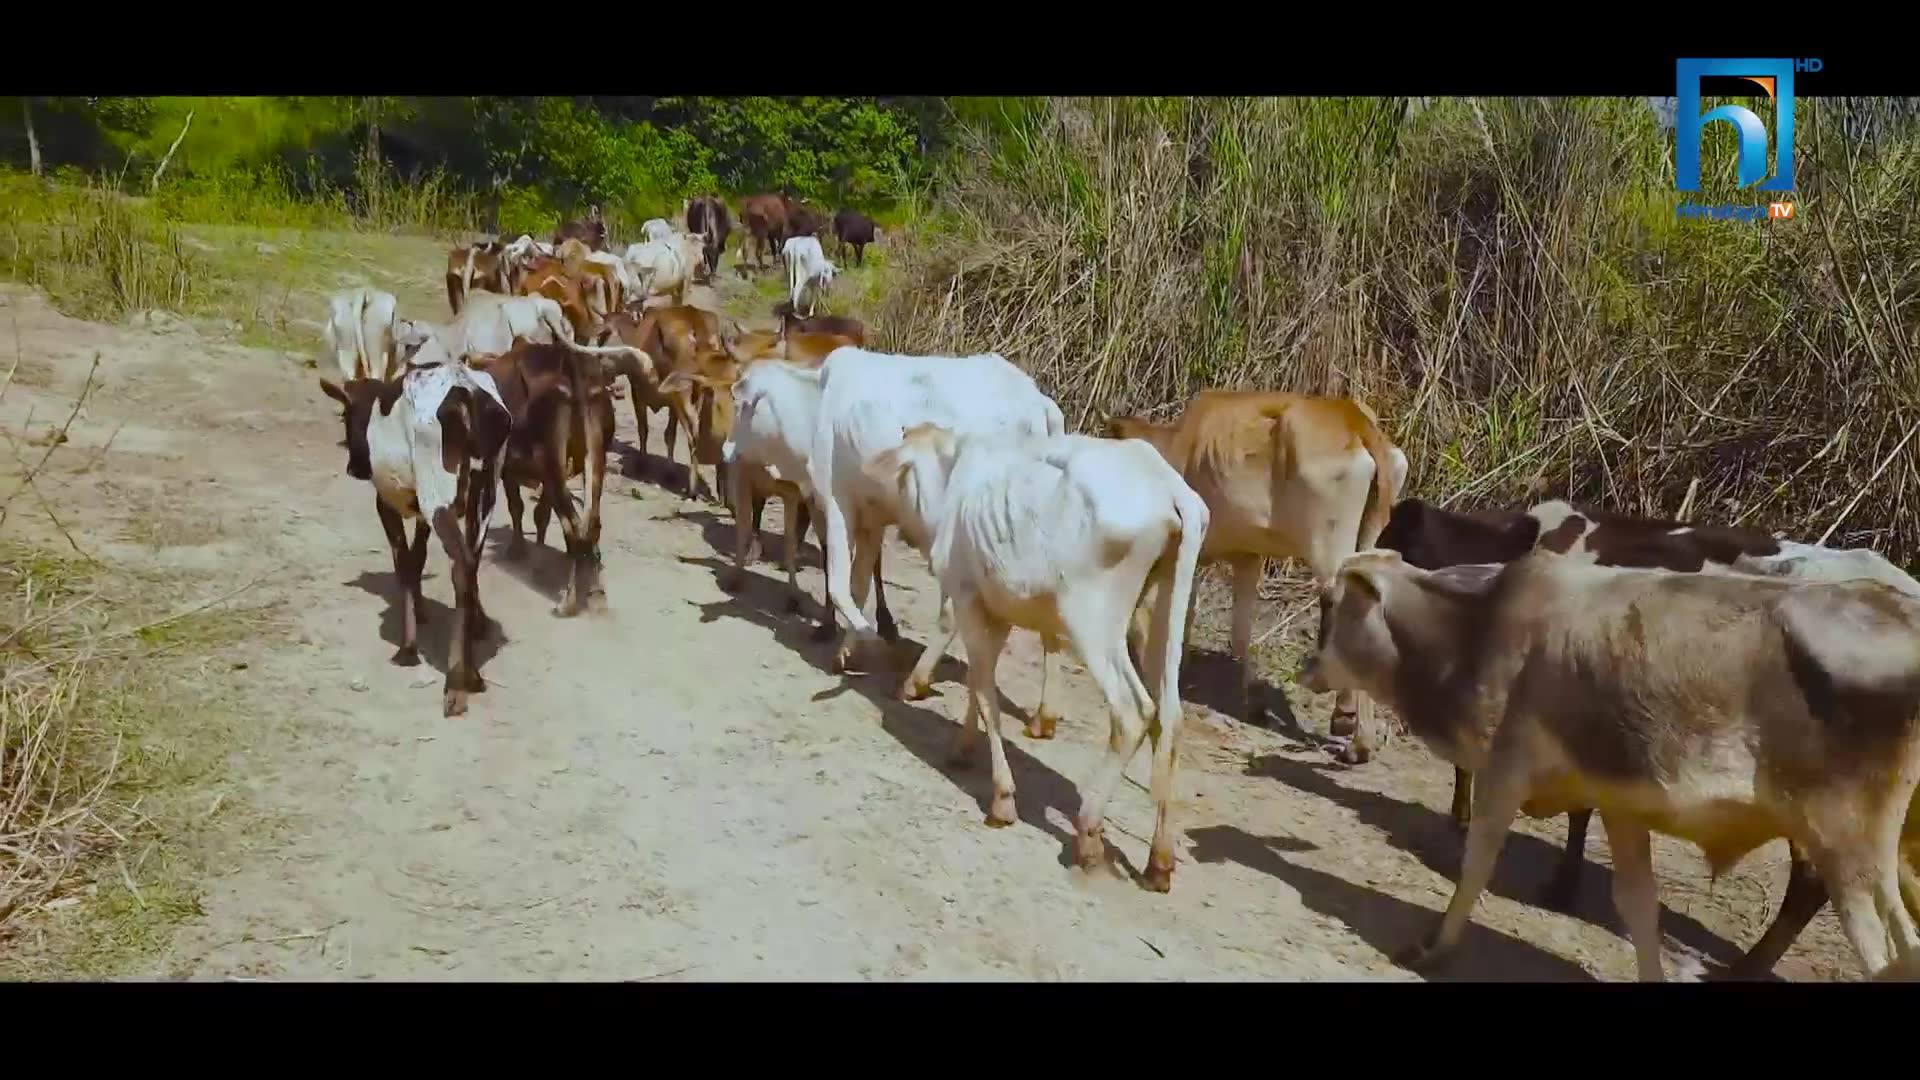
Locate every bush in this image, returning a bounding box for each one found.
[878,96,1920,566]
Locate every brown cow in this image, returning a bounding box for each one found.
[739,192,791,270]
[553,205,608,252]
[445,239,508,315]
[663,331,898,643]
[773,301,866,345]
[1300,547,1920,982]
[685,195,731,280]
[1378,494,1920,976]
[1107,391,1407,762]
[832,209,877,266]
[468,341,618,617]
[320,364,511,716]
[597,305,726,501]
[516,251,602,344]
[785,201,827,242]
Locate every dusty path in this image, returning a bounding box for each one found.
[0,267,1858,982]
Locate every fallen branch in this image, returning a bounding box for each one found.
[150,110,195,194]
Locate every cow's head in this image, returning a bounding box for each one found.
[320,375,401,481]
[660,349,742,448]
[1297,552,1409,700]
[862,423,959,551]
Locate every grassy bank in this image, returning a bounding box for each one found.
[878,97,1920,567]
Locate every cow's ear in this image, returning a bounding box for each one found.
[658,371,694,396]
[320,377,349,407]
[1341,564,1385,605]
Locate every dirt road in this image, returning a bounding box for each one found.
[0,265,1857,982]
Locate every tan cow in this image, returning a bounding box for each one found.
[1108,391,1407,762]
[444,240,508,315]
[516,251,602,348]
[598,305,725,500]
[1300,548,1920,982]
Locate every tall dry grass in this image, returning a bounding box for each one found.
[879,97,1920,566]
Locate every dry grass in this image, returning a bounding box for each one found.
[879,97,1920,567]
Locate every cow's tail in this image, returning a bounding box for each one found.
[461,244,478,305]
[1353,403,1400,552]
[352,289,372,381]
[1155,478,1208,739]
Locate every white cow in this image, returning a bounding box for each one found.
[804,346,1069,711]
[623,233,706,306]
[782,236,836,317]
[642,218,678,244]
[322,287,401,383]
[406,291,575,368]
[319,360,512,717]
[582,249,646,318]
[865,427,1208,889]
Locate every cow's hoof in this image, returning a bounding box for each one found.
[393,645,421,667]
[985,793,1018,828]
[1329,709,1360,738]
[553,596,584,619]
[443,690,469,717]
[1025,709,1060,740]
[1075,827,1106,869]
[1142,859,1175,894]
[1393,934,1454,974]
[1334,738,1373,766]
[899,675,933,702]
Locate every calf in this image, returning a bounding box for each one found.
[865,426,1208,890]
[468,341,619,616]
[1108,391,1408,762]
[323,287,401,383]
[1379,495,1920,975]
[832,209,877,266]
[445,240,507,314]
[685,195,730,279]
[319,362,512,716]
[1299,548,1920,981]
[782,236,837,318]
[805,346,1070,721]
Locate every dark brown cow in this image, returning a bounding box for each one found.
[1377,495,1920,977]
[739,193,790,270]
[832,209,877,266]
[785,201,827,244]
[685,195,731,280]
[445,240,508,314]
[320,366,511,716]
[468,342,616,617]
[552,205,609,252]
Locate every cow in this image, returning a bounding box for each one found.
[407,291,574,369]
[642,218,679,244]
[444,240,508,315]
[782,236,836,318]
[580,249,642,319]
[1299,547,1920,982]
[1378,494,1920,976]
[832,209,877,267]
[323,287,401,384]
[773,301,865,345]
[803,346,1070,721]
[467,340,622,616]
[553,206,608,252]
[1107,391,1408,763]
[739,192,791,270]
[623,234,706,308]
[863,425,1208,891]
[685,195,730,280]
[785,201,827,242]
[516,254,602,344]
[596,304,727,501]
[319,360,512,717]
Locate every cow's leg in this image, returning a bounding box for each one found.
[1074,641,1152,874]
[947,677,985,768]
[1026,636,1064,739]
[724,467,754,594]
[1726,852,1827,979]
[502,479,528,560]
[782,492,807,609]
[629,381,650,467]
[1399,724,1533,972]
[1225,553,1263,721]
[872,553,899,642]
[534,486,554,549]
[954,597,1017,827]
[900,596,956,702]
[748,493,768,564]
[1450,767,1473,832]
[407,519,431,625]
[832,520,885,673]
[1539,808,1595,911]
[431,507,482,716]
[582,404,608,610]
[376,498,420,666]
[856,243,865,268]
[1601,811,1666,981]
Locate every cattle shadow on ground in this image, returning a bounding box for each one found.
[342,570,506,679]
[674,507,826,575]
[609,433,693,493]
[482,525,578,604]
[681,553,1099,868]
[1173,648,1333,753]
[1186,824,1596,981]
[1241,751,1748,969]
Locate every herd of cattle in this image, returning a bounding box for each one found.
[309,194,1920,983]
